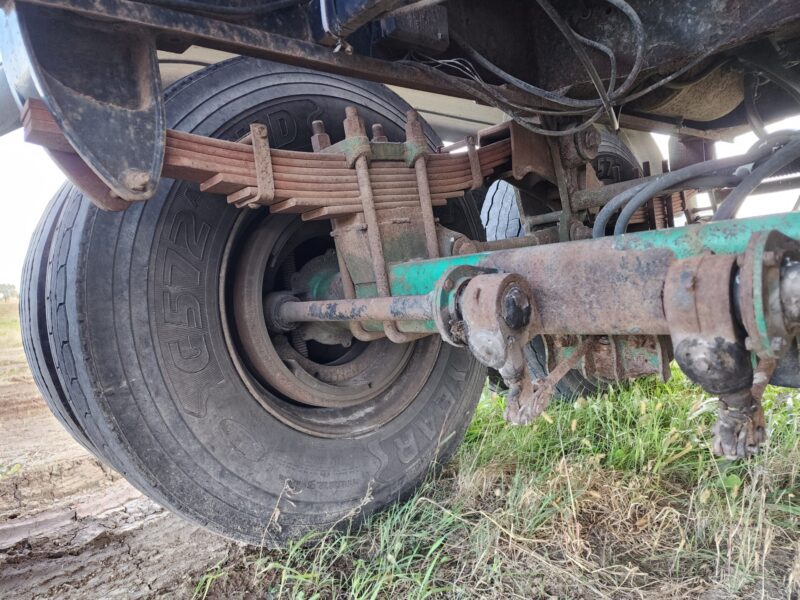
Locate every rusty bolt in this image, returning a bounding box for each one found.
[502,285,532,330]
[312,120,326,135]
[123,169,151,192]
[371,123,388,142]
[252,123,268,139]
[443,278,454,292]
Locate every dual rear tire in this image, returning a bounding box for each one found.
[20,57,485,544]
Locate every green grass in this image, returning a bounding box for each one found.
[194,370,800,599]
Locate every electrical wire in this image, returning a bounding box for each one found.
[450,0,642,112]
[533,0,618,129]
[158,59,212,67]
[571,29,617,100]
[744,72,768,139]
[138,0,305,17]
[400,58,606,136]
[406,0,734,137]
[713,135,800,221]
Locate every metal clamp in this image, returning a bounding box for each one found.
[404,110,439,258]
[466,136,483,190]
[344,106,425,343]
[228,122,275,208]
[250,122,275,206]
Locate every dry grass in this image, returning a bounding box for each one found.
[0,301,28,383]
[193,371,800,599]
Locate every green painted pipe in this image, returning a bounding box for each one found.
[306,213,800,334]
[385,213,800,297]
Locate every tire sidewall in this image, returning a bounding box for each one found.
[57,58,484,543]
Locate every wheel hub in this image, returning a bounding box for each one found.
[224,213,423,422]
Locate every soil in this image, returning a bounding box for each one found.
[0,311,236,599]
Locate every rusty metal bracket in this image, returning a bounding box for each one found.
[404,110,438,258]
[465,136,483,190]
[664,253,753,393]
[506,338,591,425]
[478,121,554,183]
[229,122,276,208]
[250,122,276,206]
[345,106,426,343]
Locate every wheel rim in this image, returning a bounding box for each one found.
[220,210,439,437]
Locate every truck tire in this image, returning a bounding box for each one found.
[31,57,485,545]
[20,184,97,454]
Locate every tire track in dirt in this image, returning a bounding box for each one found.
[1,366,234,598]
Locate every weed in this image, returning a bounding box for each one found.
[193,367,800,599]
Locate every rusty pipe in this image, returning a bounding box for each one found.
[276,294,434,324]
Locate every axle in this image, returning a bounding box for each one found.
[273,213,800,335]
[269,215,800,459]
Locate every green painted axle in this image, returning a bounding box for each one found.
[385,213,800,297]
[303,213,800,335]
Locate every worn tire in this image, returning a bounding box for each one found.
[36,57,485,545]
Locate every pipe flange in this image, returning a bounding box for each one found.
[738,231,800,358]
[432,265,496,346]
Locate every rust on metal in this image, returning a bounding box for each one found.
[405,110,439,258]
[22,98,512,214]
[713,358,776,459]
[664,253,752,393]
[345,106,425,343]
[248,122,276,207]
[465,135,483,190]
[275,294,434,324]
[505,338,591,425]
[478,120,555,183]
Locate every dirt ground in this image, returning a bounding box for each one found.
[0,302,235,599]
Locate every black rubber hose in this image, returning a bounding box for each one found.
[591,175,740,237]
[713,136,800,221]
[591,182,649,238]
[592,132,795,237]
[612,135,795,235]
